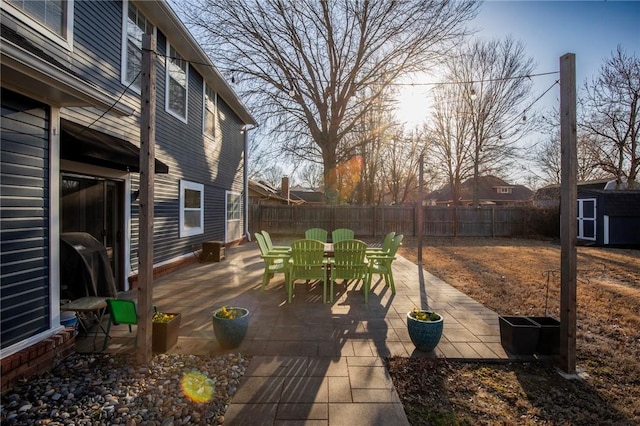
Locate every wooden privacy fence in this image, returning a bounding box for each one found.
[250,205,533,238]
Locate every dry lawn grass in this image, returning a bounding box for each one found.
[389,237,640,425]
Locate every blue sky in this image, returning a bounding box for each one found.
[398,0,640,127]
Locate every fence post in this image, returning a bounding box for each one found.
[491,206,496,237]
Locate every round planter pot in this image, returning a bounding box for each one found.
[407,311,444,352]
[212,307,250,349]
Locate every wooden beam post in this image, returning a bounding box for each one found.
[559,53,577,374]
[137,33,156,364]
[417,153,424,266]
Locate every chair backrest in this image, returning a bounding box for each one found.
[331,228,355,243]
[333,239,367,266]
[381,232,396,252]
[305,228,328,242]
[290,239,326,267]
[388,234,404,257]
[254,232,269,256]
[261,230,277,251]
[106,299,138,325]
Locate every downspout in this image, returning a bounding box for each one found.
[243,124,257,241]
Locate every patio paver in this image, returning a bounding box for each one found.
[85,241,508,425]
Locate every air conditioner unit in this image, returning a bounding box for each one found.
[201,241,225,262]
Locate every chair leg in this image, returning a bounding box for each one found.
[102,319,112,351]
[388,272,396,294]
[287,277,294,303]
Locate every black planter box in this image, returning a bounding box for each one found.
[499,316,541,355]
[528,316,560,355]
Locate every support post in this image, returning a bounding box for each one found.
[417,154,424,266]
[137,34,156,364]
[559,53,577,374]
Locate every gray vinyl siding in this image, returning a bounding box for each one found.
[4,0,248,278]
[0,90,50,350]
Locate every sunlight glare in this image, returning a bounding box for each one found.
[181,370,215,403]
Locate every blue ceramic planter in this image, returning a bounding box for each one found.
[212,307,249,349]
[407,311,443,352]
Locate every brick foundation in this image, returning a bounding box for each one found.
[1,328,76,393]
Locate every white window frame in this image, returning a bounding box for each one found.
[179,180,204,238]
[165,42,188,122]
[203,83,217,139]
[120,0,155,93]
[3,0,74,50]
[497,187,513,194]
[577,198,597,241]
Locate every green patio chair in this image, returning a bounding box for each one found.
[367,234,404,296]
[255,232,290,291]
[261,230,289,254]
[331,228,354,243]
[287,239,329,303]
[305,228,328,243]
[102,298,138,350]
[331,239,370,303]
[365,231,396,256]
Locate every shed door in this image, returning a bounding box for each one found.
[577,198,596,241]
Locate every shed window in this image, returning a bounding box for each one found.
[179,180,204,237]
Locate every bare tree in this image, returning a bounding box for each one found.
[426,83,474,205]
[176,0,480,201]
[427,37,536,205]
[580,46,639,189]
[532,112,611,185]
[294,163,323,190]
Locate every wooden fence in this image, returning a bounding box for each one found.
[250,204,538,238]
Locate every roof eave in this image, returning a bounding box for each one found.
[1,41,134,116]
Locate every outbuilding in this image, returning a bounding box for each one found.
[577,189,640,246]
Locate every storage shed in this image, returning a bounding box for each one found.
[577,189,640,246]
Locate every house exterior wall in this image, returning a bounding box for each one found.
[1,0,254,364]
[0,90,51,350]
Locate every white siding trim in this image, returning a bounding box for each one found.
[50,109,61,329]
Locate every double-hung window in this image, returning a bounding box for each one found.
[121,1,153,91]
[179,180,204,237]
[226,191,243,242]
[203,84,217,138]
[5,0,73,48]
[166,43,188,121]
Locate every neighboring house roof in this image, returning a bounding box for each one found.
[248,179,303,205]
[290,185,327,204]
[427,175,533,205]
[140,1,256,127]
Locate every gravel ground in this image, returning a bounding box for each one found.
[1,352,250,426]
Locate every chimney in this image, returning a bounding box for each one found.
[281,176,290,203]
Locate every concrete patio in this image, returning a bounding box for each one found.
[80,240,510,425]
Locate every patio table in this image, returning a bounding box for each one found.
[60,296,107,350]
